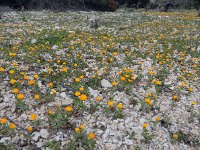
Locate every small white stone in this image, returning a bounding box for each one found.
[31,39,37,44]
[32,132,40,141]
[88,87,100,97]
[97,68,104,76]
[101,79,112,88]
[124,139,133,145]
[40,129,49,139]
[118,123,125,131]
[36,141,44,148]
[51,45,59,50]
[0,137,11,143]
[0,103,7,110]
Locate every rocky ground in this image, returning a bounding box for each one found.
[0,8,200,150]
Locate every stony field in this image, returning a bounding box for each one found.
[0,8,200,150]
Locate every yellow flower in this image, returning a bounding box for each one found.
[17,93,24,100]
[156,117,161,121]
[188,87,193,92]
[79,94,88,101]
[79,87,84,91]
[20,72,25,75]
[152,79,157,83]
[191,101,196,105]
[145,98,152,106]
[48,82,53,87]
[74,91,81,96]
[24,75,29,80]
[28,80,35,85]
[75,127,80,133]
[173,133,178,139]
[143,123,148,128]
[10,79,16,84]
[112,52,117,56]
[172,95,178,101]
[88,133,95,139]
[33,74,39,79]
[51,89,57,94]
[112,81,118,86]
[73,63,78,67]
[34,94,40,100]
[27,126,33,132]
[12,88,19,94]
[117,103,123,109]
[74,78,81,82]
[79,124,84,129]
[96,96,101,101]
[9,70,15,75]
[0,118,7,124]
[109,58,113,62]
[61,67,68,72]
[107,101,114,107]
[9,123,16,129]
[29,114,37,121]
[156,81,161,85]
[0,67,5,72]
[147,92,153,97]
[125,74,129,78]
[120,76,126,81]
[65,106,73,112]
[79,75,84,79]
[48,110,54,115]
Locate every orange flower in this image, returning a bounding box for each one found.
[28,80,35,85]
[61,67,68,72]
[79,75,84,79]
[107,101,114,107]
[172,95,178,101]
[74,91,81,96]
[27,126,33,132]
[17,93,24,100]
[29,114,37,121]
[9,123,16,129]
[79,94,88,101]
[0,118,7,124]
[33,74,39,79]
[120,76,125,81]
[156,117,161,121]
[112,81,118,86]
[88,133,95,139]
[143,123,148,128]
[96,96,101,101]
[65,106,73,112]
